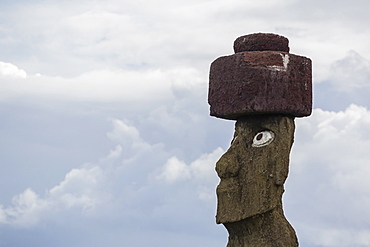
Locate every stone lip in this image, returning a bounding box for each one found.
[234,33,289,53]
[208,51,312,120]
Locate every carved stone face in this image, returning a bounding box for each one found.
[215,115,295,224]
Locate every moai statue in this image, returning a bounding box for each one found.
[208,33,312,246]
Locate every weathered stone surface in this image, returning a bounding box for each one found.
[224,207,298,247]
[208,51,312,119]
[215,115,298,246]
[234,33,290,53]
[216,115,295,223]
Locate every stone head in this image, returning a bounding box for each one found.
[215,114,295,224]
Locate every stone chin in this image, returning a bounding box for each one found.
[215,115,295,224]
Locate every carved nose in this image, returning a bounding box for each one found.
[215,150,241,179]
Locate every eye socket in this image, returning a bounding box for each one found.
[252,130,275,147]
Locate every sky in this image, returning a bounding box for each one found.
[1,0,370,246]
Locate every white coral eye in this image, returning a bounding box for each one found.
[252,130,275,147]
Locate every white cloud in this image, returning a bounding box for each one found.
[158,148,223,184]
[157,148,224,204]
[158,156,191,183]
[189,147,224,183]
[48,166,107,209]
[0,61,27,78]
[0,117,169,227]
[301,227,370,247]
[0,164,107,228]
[105,145,123,159]
[329,51,370,91]
[107,119,143,145]
[0,67,179,104]
[286,105,370,246]
[0,62,210,107]
[0,188,46,227]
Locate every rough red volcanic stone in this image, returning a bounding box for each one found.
[234,33,289,53]
[208,51,312,119]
